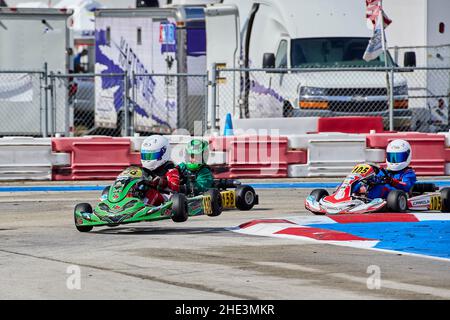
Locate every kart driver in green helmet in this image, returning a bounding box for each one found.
[177,139,214,195]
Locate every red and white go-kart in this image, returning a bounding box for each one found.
[305,163,450,215]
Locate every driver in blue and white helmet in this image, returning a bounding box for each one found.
[139,135,180,206]
[356,139,417,199]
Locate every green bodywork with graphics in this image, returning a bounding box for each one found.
[74,166,220,232]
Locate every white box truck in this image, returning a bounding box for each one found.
[0,7,72,136]
[94,5,207,134]
[384,0,450,131]
[205,0,414,131]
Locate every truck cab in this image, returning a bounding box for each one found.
[206,0,411,130]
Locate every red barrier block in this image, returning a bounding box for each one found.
[52,137,137,180]
[366,133,447,176]
[318,116,384,134]
[286,150,307,164]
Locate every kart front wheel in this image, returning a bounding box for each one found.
[74,203,94,233]
[386,190,408,212]
[236,185,257,211]
[171,194,188,223]
[440,188,450,213]
[206,189,223,217]
[310,189,329,202]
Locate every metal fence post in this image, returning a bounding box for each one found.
[49,72,56,137]
[43,62,49,138]
[209,63,218,132]
[123,71,129,137]
[130,72,135,136]
[203,73,209,135]
[389,66,395,131]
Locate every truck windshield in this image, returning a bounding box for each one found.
[291,37,393,68]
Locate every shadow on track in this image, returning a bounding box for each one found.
[92,226,230,236]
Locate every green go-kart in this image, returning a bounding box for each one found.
[74,166,223,232]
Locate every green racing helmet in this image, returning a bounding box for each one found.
[185,139,209,171]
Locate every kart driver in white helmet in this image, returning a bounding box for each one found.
[139,135,180,206]
[355,139,417,199]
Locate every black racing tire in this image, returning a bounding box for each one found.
[171,193,188,223]
[386,190,408,212]
[440,188,450,213]
[309,189,329,202]
[102,186,110,197]
[236,185,257,211]
[74,203,94,232]
[206,189,223,217]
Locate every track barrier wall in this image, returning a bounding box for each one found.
[3,126,450,180]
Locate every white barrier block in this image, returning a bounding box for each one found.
[232,117,319,136]
[446,163,450,176]
[207,151,227,166]
[365,148,385,163]
[51,152,71,166]
[0,137,53,180]
[438,132,450,148]
[308,138,366,164]
[287,133,366,149]
[288,164,309,177]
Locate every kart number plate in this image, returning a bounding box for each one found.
[202,195,212,215]
[221,191,235,208]
[429,195,442,210]
[351,164,371,175]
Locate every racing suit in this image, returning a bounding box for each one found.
[141,161,180,206]
[354,167,417,199]
[177,163,214,195]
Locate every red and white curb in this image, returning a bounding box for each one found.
[228,213,450,261]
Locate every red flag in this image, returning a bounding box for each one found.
[366,0,392,29]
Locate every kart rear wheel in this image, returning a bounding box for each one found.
[386,190,408,212]
[440,188,450,213]
[74,203,94,233]
[310,189,329,202]
[236,185,257,211]
[171,193,188,223]
[206,189,223,217]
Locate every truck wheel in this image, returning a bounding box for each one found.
[283,101,293,117]
[171,193,188,223]
[206,189,223,217]
[74,203,94,232]
[236,185,257,211]
[310,189,329,202]
[386,190,408,212]
[440,188,450,213]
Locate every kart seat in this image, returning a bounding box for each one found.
[411,183,438,195]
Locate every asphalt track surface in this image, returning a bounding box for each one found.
[1,180,450,300]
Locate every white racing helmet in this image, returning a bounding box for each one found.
[140,135,170,171]
[386,139,412,171]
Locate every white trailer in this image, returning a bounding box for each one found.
[94,6,207,134]
[0,7,72,136]
[204,0,444,131]
[384,0,450,131]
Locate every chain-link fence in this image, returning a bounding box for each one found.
[0,69,208,137]
[1,64,449,136]
[214,66,450,132]
[0,70,46,136]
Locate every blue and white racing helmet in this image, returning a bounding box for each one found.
[386,139,412,171]
[141,135,170,171]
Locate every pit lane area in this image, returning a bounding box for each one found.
[0,179,449,299]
